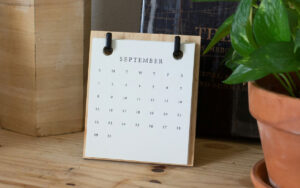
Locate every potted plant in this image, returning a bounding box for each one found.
[194,0,300,187]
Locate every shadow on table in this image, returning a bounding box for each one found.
[194,138,261,167]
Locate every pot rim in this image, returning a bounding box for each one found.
[250,159,272,188]
[249,81,300,102]
[249,81,300,134]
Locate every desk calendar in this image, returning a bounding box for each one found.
[83,31,201,166]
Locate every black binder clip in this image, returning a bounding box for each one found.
[103,32,113,55]
[173,36,183,60]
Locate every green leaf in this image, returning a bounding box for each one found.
[238,42,300,73]
[287,8,299,36]
[225,59,239,71]
[288,0,300,13]
[222,47,234,63]
[223,64,268,84]
[253,0,291,46]
[231,0,256,57]
[295,29,300,53]
[203,15,234,54]
[225,50,242,70]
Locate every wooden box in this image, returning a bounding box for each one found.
[0,0,91,136]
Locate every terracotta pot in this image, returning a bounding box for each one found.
[249,82,300,188]
[251,159,272,188]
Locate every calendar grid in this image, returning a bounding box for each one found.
[83,31,201,166]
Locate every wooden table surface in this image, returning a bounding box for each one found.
[0,129,263,188]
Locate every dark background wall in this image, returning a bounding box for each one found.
[92,0,142,32]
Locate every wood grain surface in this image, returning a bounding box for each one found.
[0,0,36,136]
[0,0,91,136]
[0,129,263,188]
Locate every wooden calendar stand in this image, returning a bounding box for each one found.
[84,31,201,166]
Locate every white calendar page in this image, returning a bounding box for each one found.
[84,38,196,165]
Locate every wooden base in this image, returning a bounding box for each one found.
[0,129,263,187]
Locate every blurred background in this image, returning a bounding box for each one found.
[91,0,259,139]
[92,0,142,32]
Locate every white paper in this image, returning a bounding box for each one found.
[84,38,196,165]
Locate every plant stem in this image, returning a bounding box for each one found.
[296,71,300,81]
[273,74,289,91]
[286,73,297,90]
[273,73,296,97]
[279,73,296,97]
